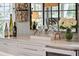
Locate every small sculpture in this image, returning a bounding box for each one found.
[54,32,61,40]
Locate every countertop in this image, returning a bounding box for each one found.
[0,35,79,55]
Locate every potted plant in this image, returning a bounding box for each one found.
[59,18,77,41]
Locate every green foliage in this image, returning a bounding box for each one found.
[60,26,66,29]
[60,23,79,29]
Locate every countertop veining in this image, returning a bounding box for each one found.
[0,35,79,55]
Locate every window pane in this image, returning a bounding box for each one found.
[5,7,10,12]
[35,4,42,11]
[52,11,58,18]
[0,7,4,11]
[0,21,5,38]
[31,3,43,30]
[31,4,35,11]
[0,3,12,21]
[67,11,75,18]
[0,3,13,38]
[52,6,58,10]
[44,3,58,11]
[38,12,43,18]
[5,13,10,19]
[47,11,58,18]
[60,3,75,10]
[4,3,10,7]
[37,12,43,29]
[31,3,43,11]
[45,6,58,11]
[48,11,51,18]
[0,12,4,18]
[60,11,75,18]
[0,4,4,7]
[32,12,43,27]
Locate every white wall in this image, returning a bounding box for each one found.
[15,4,34,36]
[16,22,33,36]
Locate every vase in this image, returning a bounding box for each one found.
[65,28,73,41]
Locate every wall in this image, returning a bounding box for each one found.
[16,22,33,36]
[15,3,34,36]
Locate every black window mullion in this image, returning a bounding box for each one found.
[46,8,49,28]
[51,6,52,21]
[60,9,76,11]
[30,3,32,29]
[43,3,44,25]
[76,3,78,32]
[58,3,60,31]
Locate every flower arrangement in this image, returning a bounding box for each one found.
[59,18,77,29]
[59,18,77,41]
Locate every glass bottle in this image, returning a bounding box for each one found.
[33,21,36,30]
[5,23,8,37]
[13,22,17,37]
[9,14,13,37]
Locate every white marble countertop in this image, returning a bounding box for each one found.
[0,35,79,55]
[46,40,79,50]
[29,35,79,50]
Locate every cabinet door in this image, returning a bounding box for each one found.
[17,42,45,56]
[18,48,45,56]
[45,46,76,56]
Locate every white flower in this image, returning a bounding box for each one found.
[70,19,77,26]
[59,18,66,26]
[59,18,77,29]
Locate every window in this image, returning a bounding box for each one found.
[31,3,43,30]
[59,3,76,32]
[0,3,14,38]
[44,3,59,31]
[0,3,13,21]
[30,3,77,32]
[44,3,76,32]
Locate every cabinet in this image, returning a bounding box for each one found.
[0,38,46,56]
[45,45,78,56]
[17,41,46,56]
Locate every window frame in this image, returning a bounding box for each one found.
[30,3,77,32]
